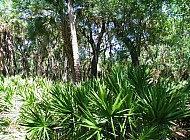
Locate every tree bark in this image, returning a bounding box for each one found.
[91,51,98,77]
[67,0,81,82]
[123,38,140,67]
[129,46,140,66]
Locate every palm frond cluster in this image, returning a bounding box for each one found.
[17,66,190,140]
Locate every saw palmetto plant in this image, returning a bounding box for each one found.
[17,66,190,140]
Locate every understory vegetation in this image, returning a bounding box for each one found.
[0,66,190,140]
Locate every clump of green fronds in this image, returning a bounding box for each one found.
[17,66,190,140]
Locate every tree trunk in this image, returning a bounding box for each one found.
[67,0,81,83]
[123,38,140,66]
[91,51,98,77]
[87,20,105,77]
[114,20,140,66]
[129,45,140,66]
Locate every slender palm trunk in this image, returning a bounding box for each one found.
[67,0,81,82]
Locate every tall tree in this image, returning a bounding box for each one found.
[67,0,81,82]
[91,0,170,66]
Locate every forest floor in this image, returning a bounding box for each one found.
[0,94,25,140]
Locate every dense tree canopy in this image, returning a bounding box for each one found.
[0,0,189,81]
